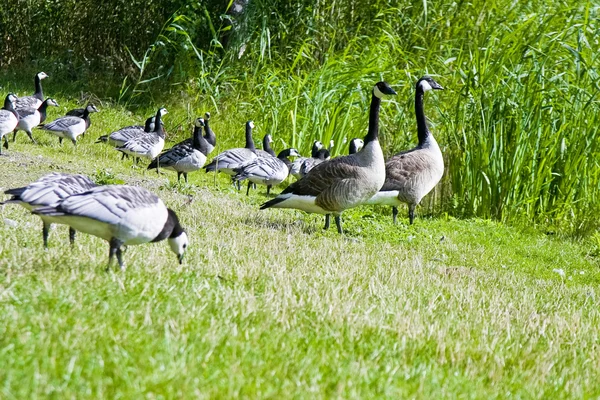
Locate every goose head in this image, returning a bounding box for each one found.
[373,81,397,98]
[349,138,364,154]
[194,118,205,128]
[168,230,189,264]
[4,93,17,108]
[86,104,99,113]
[37,72,49,80]
[247,120,255,130]
[158,107,168,116]
[285,148,301,157]
[417,76,444,92]
[204,112,211,120]
[46,98,60,107]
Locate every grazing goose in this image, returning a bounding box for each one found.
[203,112,216,154]
[14,72,49,110]
[289,140,323,179]
[13,98,60,144]
[116,108,167,163]
[2,173,97,247]
[299,147,331,177]
[39,104,99,145]
[147,117,210,182]
[32,185,189,270]
[260,81,397,233]
[323,137,364,229]
[204,121,258,189]
[365,76,444,224]
[234,148,301,195]
[0,94,19,153]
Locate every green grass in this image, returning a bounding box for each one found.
[1,92,600,398]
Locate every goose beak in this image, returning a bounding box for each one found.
[178,254,184,264]
[387,87,397,95]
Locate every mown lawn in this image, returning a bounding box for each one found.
[1,95,599,398]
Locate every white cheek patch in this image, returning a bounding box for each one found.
[420,80,433,92]
[169,232,189,256]
[249,122,255,129]
[373,85,385,99]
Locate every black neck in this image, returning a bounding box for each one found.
[34,75,44,100]
[203,119,216,146]
[193,125,209,155]
[154,110,165,137]
[263,136,275,156]
[144,117,154,132]
[277,150,293,166]
[415,87,429,145]
[3,97,17,118]
[349,142,358,154]
[364,91,381,144]
[152,209,183,242]
[311,142,320,157]
[245,124,255,150]
[38,100,50,119]
[82,107,90,119]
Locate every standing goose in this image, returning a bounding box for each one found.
[14,72,49,110]
[365,76,444,224]
[323,137,364,229]
[2,173,97,247]
[32,185,189,270]
[203,112,217,154]
[204,121,258,189]
[0,94,19,153]
[234,148,301,195]
[260,81,397,233]
[13,98,60,144]
[299,147,331,177]
[116,108,167,163]
[39,104,99,145]
[256,134,276,157]
[289,140,323,179]
[147,117,210,183]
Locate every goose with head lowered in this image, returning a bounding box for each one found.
[365,76,444,224]
[260,81,397,234]
[289,140,323,179]
[2,173,97,247]
[204,120,258,189]
[39,104,98,145]
[234,148,301,195]
[115,107,168,164]
[0,94,19,154]
[14,72,49,111]
[147,117,210,183]
[33,185,189,270]
[13,98,60,144]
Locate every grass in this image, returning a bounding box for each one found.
[1,87,600,398]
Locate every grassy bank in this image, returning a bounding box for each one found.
[0,91,600,397]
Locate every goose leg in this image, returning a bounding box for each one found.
[408,204,415,225]
[69,227,76,246]
[107,238,124,271]
[42,222,50,248]
[266,185,271,196]
[177,172,182,182]
[59,137,63,145]
[323,214,330,230]
[12,129,18,142]
[3,136,9,150]
[26,130,37,144]
[116,247,125,271]
[392,207,398,224]
[121,152,127,160]
[184,173,188,183]
[71,139,77,146]
[335,216,343,234]
[246,181,251,196]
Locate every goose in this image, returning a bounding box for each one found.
[14,72,49,110]
[2,173,97,247]
[66,107,91,131]
[115,108,167,163]
[39,104,99,145]
[260,81,397,233]
[299,147,331,177]
[96,117,154,146]
[234,148,301,195]
[203,112,216,154]
[32,185,189,270]
[13,98,60,144]
[323,137,364,229]
[204,120,258,189]
[147,117,210,182]
[289,140,323,179]
[0,94,19,154]
[365,76,444,224]
[256,134,276,157]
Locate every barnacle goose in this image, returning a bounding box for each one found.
[0,94,19,154]
[234,148,300,195]
[14,72,49,111]
[13,98,59,144]
[39,104,98,145]
[116,108,167,163]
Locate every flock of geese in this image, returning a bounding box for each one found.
[0,72,445,269]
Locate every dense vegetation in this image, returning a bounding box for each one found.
[1,0,599,234]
